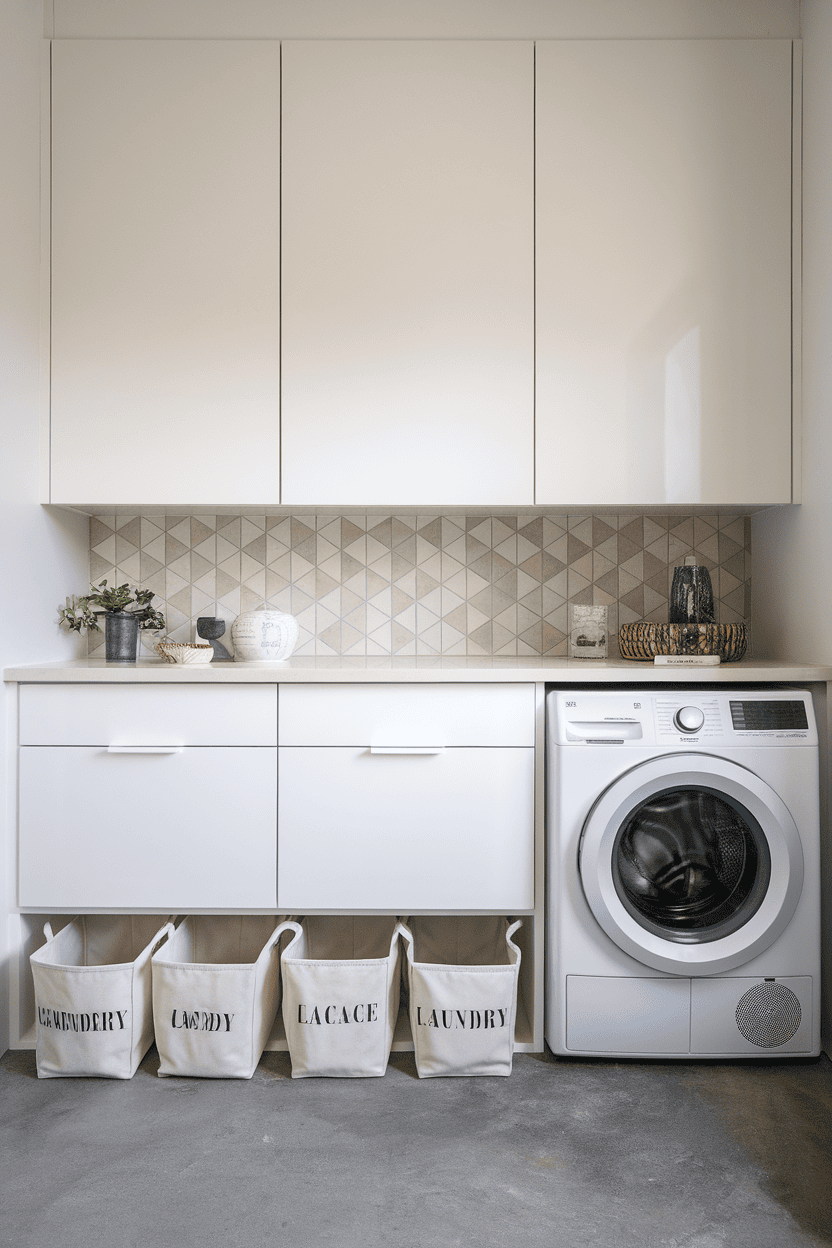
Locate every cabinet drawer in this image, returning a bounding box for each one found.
[278,745,534,910]
[278,683,534,747]
[19,746,277,909]
[19,684,277,746]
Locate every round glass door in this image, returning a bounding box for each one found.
[579,754,804,975]
[613,786,771,944]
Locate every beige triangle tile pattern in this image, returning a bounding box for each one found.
[88,513,751,657]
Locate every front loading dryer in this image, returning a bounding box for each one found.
[546,688,820,1058]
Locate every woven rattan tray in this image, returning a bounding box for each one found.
[618,622,747,662]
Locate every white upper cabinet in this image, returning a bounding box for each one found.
[535,40,796,507]
[280,41,535,507]
[49,40,281,507]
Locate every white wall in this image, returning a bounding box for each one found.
[752,0,832,1052]
[0,1,89,1053]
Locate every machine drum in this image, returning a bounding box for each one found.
[613,786,771,943]
[735,982,802,1048]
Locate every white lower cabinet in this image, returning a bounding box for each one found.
[17,684,278,910]
[278,746,534,911]
[19,746,277,910]
[277,683,536,911]
[11,680,542,1055]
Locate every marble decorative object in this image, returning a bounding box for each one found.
[196,616,233,661]
[669,558,715,623]
[231,608,299,663]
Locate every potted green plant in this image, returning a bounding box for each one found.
[58,581,166,662]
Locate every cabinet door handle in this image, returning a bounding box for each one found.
[106,746,184,754]
[369,746,445,755]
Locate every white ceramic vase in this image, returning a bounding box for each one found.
[231,608,299,663]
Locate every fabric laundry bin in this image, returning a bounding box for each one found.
[401,916,523,1077]
[30,915,173,1079]
[152,915,291,1079]
[281,916,405,1077]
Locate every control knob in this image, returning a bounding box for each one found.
[674,705,705,734]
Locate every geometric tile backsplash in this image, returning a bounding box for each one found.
[88,512,751,658]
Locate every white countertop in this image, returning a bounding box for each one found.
[5,656,831,683]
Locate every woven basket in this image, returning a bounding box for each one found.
[156,641,214,665]
[619,622,747,662]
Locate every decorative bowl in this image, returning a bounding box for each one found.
[156,641,214,665]
[231,608,299,663]
[618,622,747,662]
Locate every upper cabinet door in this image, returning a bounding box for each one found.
[536,40,796,507]
[50,41,281,508]
[281,41,534,507]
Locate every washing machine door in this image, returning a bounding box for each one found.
[579,753,804,975]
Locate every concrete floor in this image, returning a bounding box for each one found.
[2,1048,831,1248]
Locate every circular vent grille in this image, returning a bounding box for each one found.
[736,982,801,1048]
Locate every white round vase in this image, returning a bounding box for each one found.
[231,608,299,663]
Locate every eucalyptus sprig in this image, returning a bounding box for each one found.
[58,581,166,634]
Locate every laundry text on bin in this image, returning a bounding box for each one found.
[415,1007,509,1029]
[297,1003,379,1025]
[170,1010,236,1032]
[38,1006,127,1032]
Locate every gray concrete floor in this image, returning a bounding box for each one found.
[2,1047,831,1248]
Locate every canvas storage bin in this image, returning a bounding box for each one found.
[402,916,523,1077]
[152,915,291,1079]
[30,915,173,1079]
[281,916,404,1077]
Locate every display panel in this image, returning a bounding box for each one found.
[729,701,808,731]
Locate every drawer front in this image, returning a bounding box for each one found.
[19,683,277,746]
[278,745,534,910]
[278,683,535,747]
[19,746,277,909]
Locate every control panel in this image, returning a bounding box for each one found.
[552,689,816,747]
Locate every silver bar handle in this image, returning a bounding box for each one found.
[106,746,184,754]
[369,746,445,755]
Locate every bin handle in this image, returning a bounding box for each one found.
[43,922,54,942]
[369,746,445,755]
[153,921,177,950]
[106,746,184,754]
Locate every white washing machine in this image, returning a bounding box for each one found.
[546,688,820,1058]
